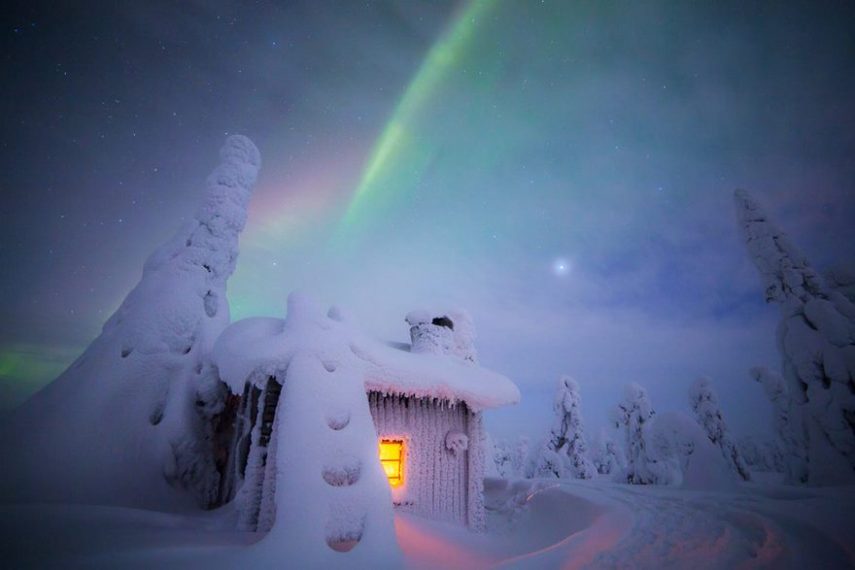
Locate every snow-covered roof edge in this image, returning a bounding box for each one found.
[211,294,520,412]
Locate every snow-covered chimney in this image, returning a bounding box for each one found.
[405,310,454,356]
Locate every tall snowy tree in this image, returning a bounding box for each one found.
[749,366,808,483]
[545,376,595,479]
[614,383,662,484]
[735,189,855,485]
[0,135,261,508]
[688,377,751,481]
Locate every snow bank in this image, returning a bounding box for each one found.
[0,135,261,509]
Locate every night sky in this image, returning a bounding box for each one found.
[2,1,854,441]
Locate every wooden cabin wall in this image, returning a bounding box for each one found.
[368,392,470,526]
[223,382,482,530]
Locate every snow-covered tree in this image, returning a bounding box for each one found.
[544,376,595,479]
[614,383,661,484]
[448,309,478,364]
[512,436,530,479]
[492,439,513,478]
[688,377,751,481]
[0,135,261,509]
[649,411,734,489]
[738,435,786,473]
[592,432,625,476]
[749,366,808,482]
[531,442,563,478]
[735,189,855,485]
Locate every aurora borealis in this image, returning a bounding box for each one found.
[2,1,855,439]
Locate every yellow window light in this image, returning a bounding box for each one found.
[379,439,404,487]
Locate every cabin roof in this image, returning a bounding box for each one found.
[211,295,520,412]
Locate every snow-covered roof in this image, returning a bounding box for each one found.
[212,294,520,412]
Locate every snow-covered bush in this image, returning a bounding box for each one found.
[544,376,595,479]
[613,383,667,485]
[649,411,735,490]
[688,377,751,481]
[735,190,855,485]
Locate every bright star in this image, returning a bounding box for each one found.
[552,257,571,276]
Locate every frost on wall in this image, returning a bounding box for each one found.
[613,383,667,485]
[735,189,855,485]
[239,295,403,567]
[0,135,260,509]
[688,377,751,481]
[545,376,595,479]
[749,366,808,483]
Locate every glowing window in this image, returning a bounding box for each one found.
[379,439,405,487]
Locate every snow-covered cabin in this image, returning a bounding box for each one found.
[208,295,519,532]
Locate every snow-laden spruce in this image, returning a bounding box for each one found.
[540,376,595,479]
[613,383,667,484]
[734,189,855,485]
[0,135,261,508]
[749,366,808,482]
[688,377,751,481]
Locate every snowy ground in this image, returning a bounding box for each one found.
[2,477,853,569]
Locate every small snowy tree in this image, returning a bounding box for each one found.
[531,442,563,478]
[592,432,625,476]
[614,383,661,484]
[735,190,855,485]
[545,376,595,479]
[448,309,478,364]
[492,439,513,478]
[749,366,808,482]
[512,436,530,479]
[649,412,734,489]
[688,377,751,481]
